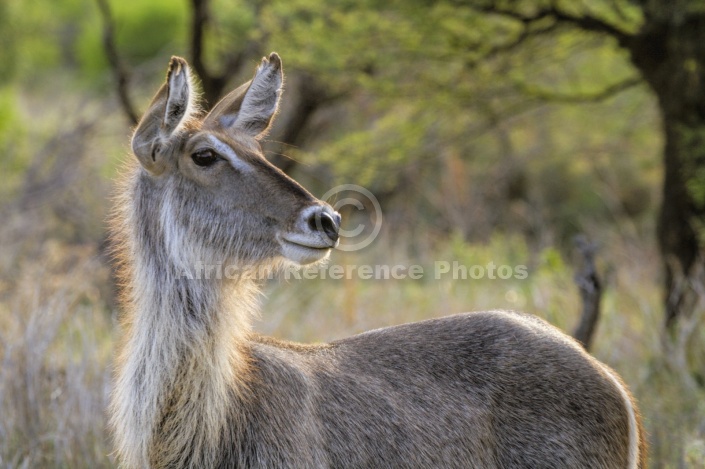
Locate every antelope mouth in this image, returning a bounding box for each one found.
[278,206,340,265]
[278,233,336,265]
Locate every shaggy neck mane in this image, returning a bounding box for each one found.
[110,169,257,468]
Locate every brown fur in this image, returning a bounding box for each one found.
[109,54,646,468]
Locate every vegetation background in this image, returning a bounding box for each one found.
[0,0,704,467]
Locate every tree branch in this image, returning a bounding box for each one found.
[189,0,212,95]
[469,2,634,45]
[188,0,262,107]
[464,20,560,69]
[95,0,139,126]
[517,76,642,104]
[548,7,632,45]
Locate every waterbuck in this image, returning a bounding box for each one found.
[109,53,646,468]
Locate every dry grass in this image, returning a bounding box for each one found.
[0,240,115,468]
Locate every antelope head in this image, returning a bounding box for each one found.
[130,53,340,271]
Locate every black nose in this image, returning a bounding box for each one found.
[308,209,340,242]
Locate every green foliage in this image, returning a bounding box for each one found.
[0,86,21,139]
[313,104,432,189]
[203,0,257,68]
[444,231,531,267]
[2,1,704,466]
[257,0,660,240]
[0,0,91,86]
[538,246,566,272]
[0,1,18,84]
[0,85,28,199]
[76,0,188,80]
[0,0,663,239]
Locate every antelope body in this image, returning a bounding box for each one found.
[109,53,646,468]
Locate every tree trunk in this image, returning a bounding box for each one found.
[572,236,603,351]
[657,119,703,328]
[628,9,705,328]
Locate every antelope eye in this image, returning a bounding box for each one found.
[191,149,219,167]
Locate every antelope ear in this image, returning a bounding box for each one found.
[131,56,196,175]
[203,52,283,139]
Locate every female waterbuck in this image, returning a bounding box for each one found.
[109,53,646,468]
